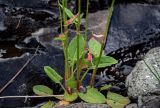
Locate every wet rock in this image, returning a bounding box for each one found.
[0,6,59,58]
[0,0,53,9]
[83,9,108,34]
[126,47,160,98]
[119,65,133,76]
[0,8,6,31]
[0,45,64,107]
[144,0,160,3]
[105,3,160,53]
[126,103,138,108]
[138,95,160,108]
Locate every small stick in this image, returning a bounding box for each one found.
[16,17,22,29]
[0,46,39,94]
[0,95,63,99]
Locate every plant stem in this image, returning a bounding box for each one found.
[76,0,81,90]
[152,66,160,81]
[80,68,90,83]
[58,0,63,33]
[59,82,67,92]
[85,0,89,40]
[90,0,115,87]
[62,0,70,88]
[143,60,160,82]
[79,0,89,85]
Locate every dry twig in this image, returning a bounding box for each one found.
[0,95,63,99]
[16,17,22,29]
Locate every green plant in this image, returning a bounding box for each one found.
[33,0,130,107]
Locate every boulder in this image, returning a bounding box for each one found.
[126,47,160,98]
[106,3,160,53]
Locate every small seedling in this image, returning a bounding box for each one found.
[33,0,130,108]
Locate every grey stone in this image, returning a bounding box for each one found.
[126,103,138,108]
[120,65,133,76]
[81,9,107,34]
[138,96,160,108]
[106,4,160,53]
[57,103,110,108]
[126,47,160,98]
[29,102,110,108]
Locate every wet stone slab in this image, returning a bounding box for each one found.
[106,3,160,53]
[0,45,64,107]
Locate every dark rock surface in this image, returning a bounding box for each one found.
[0,6,59,58]
[126,103,138,108]
[0,0,54,9]
[140,95,160,108]
[0,8,6,31]
[106,3,160,53]
[0,45,64,107]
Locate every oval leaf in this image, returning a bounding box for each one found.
[88,56,118,69]
[44,66,63,84]
[78,87,106,103]
[64,92,78,102]
[94,56,118,67]
[107,92,130,108]
[41,101,54,108]
[33,85,53,96]
[68,35,85,66]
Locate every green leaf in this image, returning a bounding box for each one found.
[44,66,63,84]
[40,101,54,108]
[78,87,106,103]
[88,38,101,57]
[62,6,74,19]
[66,75,76,88]
[100,85,112,91]
[64,92,78,102]
[33,85,53,96]
[107,92,130,108]
[88,56,118,69]
[59,4,81,23]
[68,36,85,66]
[93,56,118,67]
